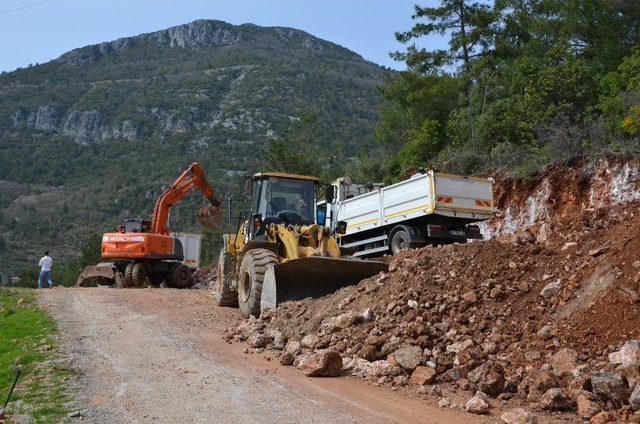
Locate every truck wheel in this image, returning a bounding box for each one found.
[123,263,134,288]
[131,263,149,287]
[390,229,410,255]
[213,251,238,307]
[169,264,193,288]
[238,249,278,318]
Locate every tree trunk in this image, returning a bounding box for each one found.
[458,1,470,73]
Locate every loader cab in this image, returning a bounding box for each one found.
[247,173,320,239]
[121,219,152,233]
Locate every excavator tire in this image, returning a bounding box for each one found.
[123,263,134,288]
[213,250,238,307]
[169,264,193,288]
[131,263,149,287]
[238,248,278,318]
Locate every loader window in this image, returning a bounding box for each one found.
[263,178,316,224]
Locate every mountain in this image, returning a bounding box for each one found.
[0,20,387,274]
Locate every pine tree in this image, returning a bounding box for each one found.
[393,1,496,74]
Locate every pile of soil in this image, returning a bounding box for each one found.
[224,158,640,422]
[191,265,214,289]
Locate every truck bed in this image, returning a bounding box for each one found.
[337,172,495,236]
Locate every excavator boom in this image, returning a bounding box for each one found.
[151,163,222,234]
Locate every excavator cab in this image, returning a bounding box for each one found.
[122,219,152,233]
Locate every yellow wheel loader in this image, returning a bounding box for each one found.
[213,172,388,318]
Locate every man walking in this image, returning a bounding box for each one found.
[38,251,54,289]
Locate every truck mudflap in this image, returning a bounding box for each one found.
[260,256,388,311]
[76,262,124,287]
[427,224,483,240]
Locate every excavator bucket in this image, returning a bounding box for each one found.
[197,205,222,229]
[76,262,124,287]
[260,256,387,311]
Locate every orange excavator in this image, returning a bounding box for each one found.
[77,163,222,288]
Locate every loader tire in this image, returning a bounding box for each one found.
[238,249,278,318]
[213,251,238,307]
[123,263,134,288]
[131,263,149,287]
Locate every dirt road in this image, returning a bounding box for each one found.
[39,288,492,423]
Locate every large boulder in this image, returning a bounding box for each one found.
[368,360,404,377]
[609,340,640,367]
[518,370,559,402]
[409,366,437,386]
[591,371,630,408]
[296,350,343,377]
[323,312,362,333]
[500,408,537,424]
[248,333,272,348]
[551,348,578,377]
[539,279,561,301]
[629,383,640,411]
[391,346,423,370]
[576,392,601,419]
[467,361,505,397]
[540,388,575,411]
[465,391,490,415]
[279,340,301,366]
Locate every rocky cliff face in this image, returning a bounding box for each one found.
[56,20,350,68]
[1,21,380,145]
[10,107,138,143]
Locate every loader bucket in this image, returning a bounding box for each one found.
[76,262,124,287]
[197,204,222,229]
[260,256,388,312]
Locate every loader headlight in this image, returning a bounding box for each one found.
[337,221,347,235]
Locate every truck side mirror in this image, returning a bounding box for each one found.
[325,185,336,204]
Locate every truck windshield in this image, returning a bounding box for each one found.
[263,177,316,223]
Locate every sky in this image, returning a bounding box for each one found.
[0,0,446,73]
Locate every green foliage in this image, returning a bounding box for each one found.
[263,112,348,181]
[393,1,496,73]
[374,0,640,180]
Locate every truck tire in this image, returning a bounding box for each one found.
[123,263,134,288]
[213,251,238,307]
[131,262,149,287]
[390,228,410,255]
[238,249,278,318]
[168,264,193,288]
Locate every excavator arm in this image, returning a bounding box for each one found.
[150,163,222,235]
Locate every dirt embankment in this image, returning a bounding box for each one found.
[227,158,640,423]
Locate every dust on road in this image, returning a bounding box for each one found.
[40,288,488,423]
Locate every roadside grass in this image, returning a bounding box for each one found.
[0,288,74,423]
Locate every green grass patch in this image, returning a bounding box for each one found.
[0,288,73,423]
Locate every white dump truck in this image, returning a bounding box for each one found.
[320,171,495,256]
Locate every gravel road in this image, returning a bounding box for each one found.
[40,288,489,423]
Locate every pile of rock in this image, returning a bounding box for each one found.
[225,199,640,421]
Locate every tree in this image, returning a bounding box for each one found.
[263,112,346,181]
[393,1,496,74]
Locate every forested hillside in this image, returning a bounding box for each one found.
[0,19,386,275]
[366,0,640,181]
